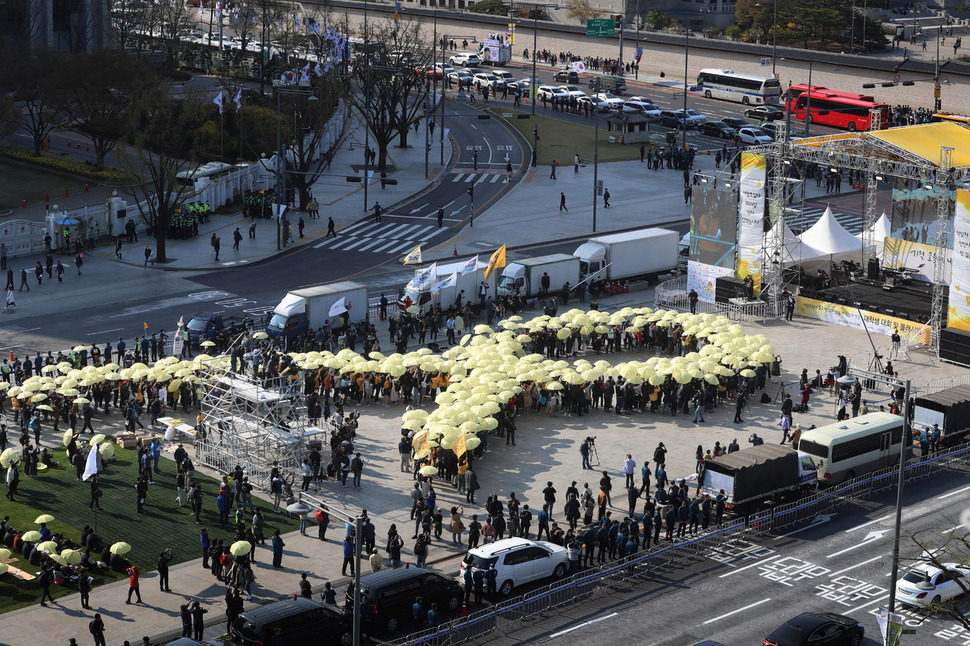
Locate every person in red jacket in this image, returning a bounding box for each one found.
[125,565,142,604]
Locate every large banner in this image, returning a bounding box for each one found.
[737,152,765,294]
[687,261,735,303]
[883,236,951,284]
[949,190,970,332]
[796,296,931,345]
[689,181,738,269]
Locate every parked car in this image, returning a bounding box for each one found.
[345,567,461,631]
[559,85,586,99]
[682,109,708,125]
[554,69,579,83]
[578,96,610,112]
[721,117,751,130]
[447,71,473,87]
[763,613,863,646]
[494,70,515,84]
[623,99,661,119]
[473,73,505,91]
[230,598,351,646]
[737,126,773,145]
[449,52,480,66]
[699,121,737,139]
[592,92,624,109]
[460,537,569,596]
[744,104,786,121]
[434,63,456,76]
[895,562,970,608]
[537,85,568,102]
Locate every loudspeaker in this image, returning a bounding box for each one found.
[867,258,880,280]
[715,276,748,304]
[940,327,970,367]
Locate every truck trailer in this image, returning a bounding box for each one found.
[497,254,580,300]
[913,384,970,447]
[266,281,368,344]
[700,444,818,513]
[573,228,679,284]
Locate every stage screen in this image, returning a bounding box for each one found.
[891,180,954,249]
[689,179,739,269]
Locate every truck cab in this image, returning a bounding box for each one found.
[266,294,308,342]
[186,312,225,346]
[497,265,527,296]
[572,242,607,279]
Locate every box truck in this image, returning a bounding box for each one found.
[497,254,580,300]
[572,228,679,284]
[266,281,368,344]
[399,259,485,312]
[700,444,818,513]
[913,384,970,448]
[478,39,511,65]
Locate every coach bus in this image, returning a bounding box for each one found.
[797,412,907,484]
[785,86,890,131]
[697,69,781,105]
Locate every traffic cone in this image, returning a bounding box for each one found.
[65,188,69,197]
[460,600,468,617]
[45,193,49,203]
[453,245,458,256]
[84,184,89,192]
[22,200,27,208]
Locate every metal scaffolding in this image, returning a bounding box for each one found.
[931,146,955,353]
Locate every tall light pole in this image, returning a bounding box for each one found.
[592,77,600,233]
[805,58,813,137]
[682,23,689,150]
[361,0,371,212]
[771,0,777,75]
[531,9,538,116]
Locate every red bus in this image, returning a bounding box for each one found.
[785,87,889,131]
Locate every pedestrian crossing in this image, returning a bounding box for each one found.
[313,220,443,255]
[450,171,508,184]
[785,204,865,236]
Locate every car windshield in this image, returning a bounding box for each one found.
[686,110,701,116]
[268,314,289,329]
[603,93,617,99]
[187,318,208,332]
[751,129,768,137]
[902,569,931,584]
[462,554,498,569]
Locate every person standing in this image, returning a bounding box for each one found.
[125,565,142,604]
[574,153,580,173]
[342,535,355,576]
[351,452,364,488]
[212,236,221,261]
[200,528,211,569]
[688,289,698,315]
[506,161,513,183]
[190,601,208,641]
[74,253,83,275]
[157,548,173,592]
[19,267,30,292]
[465,464,480,504]
[603,188,611,208]
[560,192,568,212]
[437,208,444,228]
[623,454,636,488]
[89,613,107,646]
[371,203,383,224]
[232,228,242,250]
[271,530,284,568]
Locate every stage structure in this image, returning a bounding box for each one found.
[195,355,327,489]
[752,122,970,355]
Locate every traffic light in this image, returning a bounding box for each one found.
[613,14,623,29]
[467,186,474,201]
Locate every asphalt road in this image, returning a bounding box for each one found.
[469,468,970,646]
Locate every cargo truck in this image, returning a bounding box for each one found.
[478,39,511,65]
[700,444,818,513]
[913,384,970,448]
[399,258,485,312]
[497,254,579,300]
[266,281,368,344]
[572,227,679,284]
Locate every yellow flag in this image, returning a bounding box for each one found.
[411,430,429,457]
[452,433,467,457]
[483,244,506,282]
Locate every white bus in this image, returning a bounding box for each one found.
[797,412,907,485]
[696,69,781,105]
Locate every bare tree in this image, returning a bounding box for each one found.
[564,0,601,25]
[144,0,193,72]
[108,0,149,49]
[0,0,44,53]
[0,49,71,156]
[901,518,970,629]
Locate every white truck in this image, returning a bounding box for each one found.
[266,281,368,344]
[399,258,486,312]
[573,228,679,284]
[478,38,512,65]
[497,254,580,300]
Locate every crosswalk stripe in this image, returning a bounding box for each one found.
[474,175,488,185]
[355,238,390,252]
[387,240,420,255]
[339,237,372,251]
[351,222,383,237]
[378,223,412,238]
[453,173,466,183]
[326,237,354,250]
[464,174,475,182]
[339,221,372,235]
[370,239,402,253]
[489,174,501,183]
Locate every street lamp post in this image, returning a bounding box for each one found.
[592,77,600,233]
[532,9,538,116]
[682,24,689,150]
[772,0,777,75]
[362,0,371,212]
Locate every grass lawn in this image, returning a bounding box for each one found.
[0,444,298,613]
[488,108,654,167]
[0,158,93,211]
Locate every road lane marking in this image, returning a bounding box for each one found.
[847,593,889,616]
[846,514,893,532]
[719,554,780,578]
[829,556,884,577]
[939,485,970,499]
[702,598,771,624]
[827,530,890,558]
[775,513,837,538]
[86,328,123,336]
[549,612,618,638]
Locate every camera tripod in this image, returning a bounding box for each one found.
[587,440,600,467]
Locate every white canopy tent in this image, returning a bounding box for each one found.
[771,220,828,268]
[798,206,863,264]
[854,211,892,258]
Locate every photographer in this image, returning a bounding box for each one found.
[580,436,594,470]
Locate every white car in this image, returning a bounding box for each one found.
[592,92,625,109]
[737,126,773,145]
[623,99,661,119]
[896,562,970,608]
[494,70,515,84]
[682,108,708,125]
[559,85,586,99]
[450,52,480,66]
[434,63,456,76]
[460,538,569,596]
[537,85,568,101]
[473,73,505,91]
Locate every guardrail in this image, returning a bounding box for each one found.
[379,440,970,646]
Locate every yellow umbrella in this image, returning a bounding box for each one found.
[0,548,10,560]
[29,393,48,403]
[253,332,269,340]
[90,434,107,445]
[61,549,82,565]
[74,397,91,404]
[230,541,253,557]
[47,554,68,567]
[59,388,80,397]
[62,429,75,447]
[544,382,563,391]
[200,341,216,348]
[22,530,42,543]
[35,514,55,524]
[35,404,53,412]
[465,436,482,450]
[0,448,18,468]
[0,563,7,575]
[37,541,59,552]
[110,542,132,555]
[413,448,431,461]
[101,444,116,460]
[419,466,439,476]
[740,369,757,378]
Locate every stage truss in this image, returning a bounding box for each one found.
[753,126,967,354]
[195,356,318,490]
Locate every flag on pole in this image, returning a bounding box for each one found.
[570,61,586,73]
[432,271,458,293]
[143,322,149,330]
[328,297,349,317]
[460,255,479,275]
[414,262,437,288]
[402,245,422,265]
[213,92,224,114]
[82,444,99,481]
[635,47,643,64]
[452,432,467,456]
[483,245,506,281]
[234,89,242,112]
[277,204,287,221]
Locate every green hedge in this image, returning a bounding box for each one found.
[0,146,128,185]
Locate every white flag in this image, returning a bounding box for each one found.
[570,61,586,73]
[415,262,437,287]
[402,245,422,265]
[329,297,348,317]
[82,444,99,481]
[213,92,224,115]
[432,271,458,293]
[233,89,242,112]
[460,255,479,275]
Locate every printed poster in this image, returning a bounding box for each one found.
[687,261,735,304]
[737,152,765,294]
[796,296,930,345]
[949,190,970,332]
[883,237,951,284]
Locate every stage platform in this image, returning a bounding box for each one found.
[803,278,938,323]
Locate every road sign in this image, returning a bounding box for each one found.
[586,19,615,37]
[893,74,900,84]
[760,57,772,67]
[935,84,941,98]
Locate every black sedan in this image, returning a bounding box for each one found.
[744,104,785,121]
[764,612,864,646]
[699,121,736,139]
[721,117,750,130]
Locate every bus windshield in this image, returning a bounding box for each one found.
[798,439,828,459]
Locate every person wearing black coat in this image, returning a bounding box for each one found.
[191,600,208,640]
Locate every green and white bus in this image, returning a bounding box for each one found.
[696,68,781,105]
[797,412,907,485]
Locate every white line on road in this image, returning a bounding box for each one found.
[827,530,890,558]
[829,556,884,577]
[86,328,123,336]
[549,612,618,638]
[846,514,893,532]
[847,593,889,616]
[942,525,965,534]
[702,598,771,624]
[17,327,41,332]
[719,555,780,578]
[939,485,970,499]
